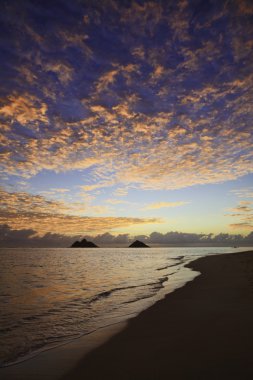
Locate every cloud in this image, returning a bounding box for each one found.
[0,213,160,237]
[50,188,70,193]
[90,232,131,246]
[143,201,189,210]
[227,190,253,231]
[0,224,80,248]
[131,46,145,60]
[57,29,92,58]
[0,93,48,126]
[237,0,253,15]
[230,188,253,199]
[113,187,129,197]
[0,189,161,236]
[0,188,70,215]
[120,1,163,37]
[17,65,38,85]
[1,225,253,248]
[95,68,119,93]
[147,231,253,246]
[93,64,140,96]
[79,179,116,192]
[44,62,74,84]
[150,64,166,81]
[106,199,132,205]
[231,204,252,213]
[0,0,252,196]
[88,205,111,215]
[229,223,253,230]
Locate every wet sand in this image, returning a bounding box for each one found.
[0,322,126,380]
[61,250,253,380]
[1,250,253,380]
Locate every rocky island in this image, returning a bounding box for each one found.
[128,240,150,248]
[71,238,98,248]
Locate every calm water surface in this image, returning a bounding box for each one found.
[0,247,251,367]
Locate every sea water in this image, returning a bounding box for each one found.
[0,246,251,367]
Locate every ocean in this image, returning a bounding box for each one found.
[0,246,251,367]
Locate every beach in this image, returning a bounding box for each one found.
[2,1,253,378]
[61,250,253,380]
[1,250,253,379]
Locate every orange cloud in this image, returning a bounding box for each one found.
[95,69,119,93]
[229,223,253,230]
[0,211,161,236]
[0,189,161,236]
[143,201,189,210]
[57,29,92,58]
[227,193,253,231]
[2,6,252,189]
[120,1,163,36]
[0,93,48,126]
[44,62,73,84]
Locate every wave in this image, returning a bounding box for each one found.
[88,273,172,303]
[0,250,195,369]
[157,263,180,271]
[86,282,161,304]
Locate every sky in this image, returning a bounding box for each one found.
[0,0,253,246]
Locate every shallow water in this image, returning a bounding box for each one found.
[0,246,251,367]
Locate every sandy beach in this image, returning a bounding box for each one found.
[61,250,253,380]
[1,250,253,380]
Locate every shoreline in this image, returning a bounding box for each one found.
[0,253,197,379]
[61,250,253,380]
[0,321,127,380]
[1,250,253,379]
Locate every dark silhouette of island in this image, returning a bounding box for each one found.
[71,238,98,248]
[129,240,150,248]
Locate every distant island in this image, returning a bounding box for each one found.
[128,240,150,248]
[71,238,98,248]
[70,238,149,248]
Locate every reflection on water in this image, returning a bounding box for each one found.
[0,246,250,366]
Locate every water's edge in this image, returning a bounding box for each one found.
[1,247,252,374]
[1,256,200,370]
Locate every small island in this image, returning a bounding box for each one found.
[128,240,150,248]
[71,238,98,248]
